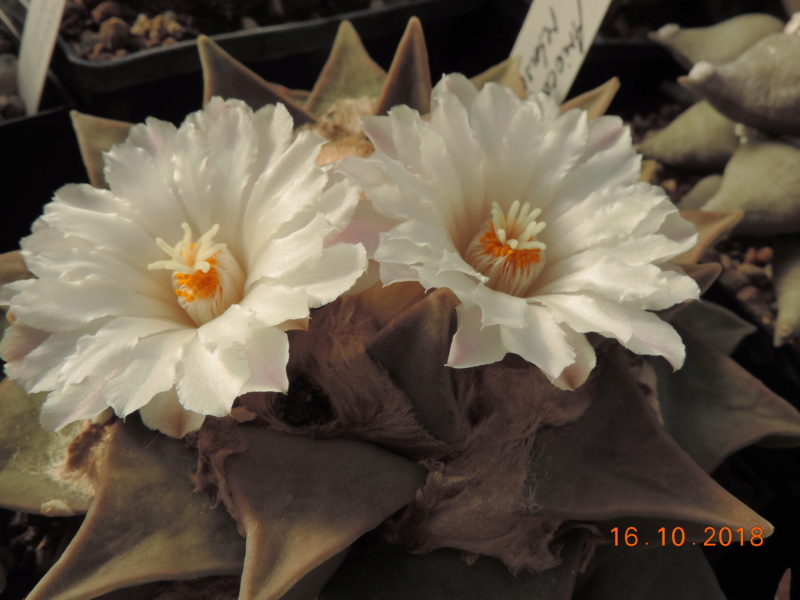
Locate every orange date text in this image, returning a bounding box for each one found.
[610,526,765,547]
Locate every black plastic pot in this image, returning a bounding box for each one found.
[1,73,83,254]
[52,0,487,122]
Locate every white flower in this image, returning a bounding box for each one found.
[0,98,367,437]
[340,74,699,390]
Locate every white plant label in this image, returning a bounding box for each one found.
[18,0,67,115]
[510,0,613,103]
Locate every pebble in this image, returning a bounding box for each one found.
[719,271,749,292]
[736,285,760,303]
[79,30,100,54]
[755,246,773,265]
[661,178,677,194]
[131,11,187,47]
[98,16,130,51]
[737,262,768,285]
[91,1,123,24]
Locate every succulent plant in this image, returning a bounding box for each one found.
[2,17,800,600]
[643,12,800,348]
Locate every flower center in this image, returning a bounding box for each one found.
[464,200,547,297]
[148,223,245,325]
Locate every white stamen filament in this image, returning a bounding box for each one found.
[148,223,245,325]
[464,200,547,297]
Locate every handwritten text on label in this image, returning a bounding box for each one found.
[510,0,612,103]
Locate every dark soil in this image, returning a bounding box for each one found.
[59,0,376,62]
[0,511,83,599]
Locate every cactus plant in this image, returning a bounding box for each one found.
[644,12,800,348]
[2,17,800,600]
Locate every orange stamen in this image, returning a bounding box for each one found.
[174,257,220,303]
[480,224,542,270]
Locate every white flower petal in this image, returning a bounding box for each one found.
[430,79,485,243]
[546,117,640,223]
[537,291,686,368]
[3,327,90,391]
[247,212,327,284]
[242,133,329,260]
[0,323,49,364]
[536,255,698,310]
[40,381,111,431]
[625,313,687,370]
[139,388,205,438]
[23,228,176,304]
[344,73,697,382]
[4,99,366,436]
[252,103,294,168]
[518,108,589,216]
[447,304,507,368]
[236,326,290,395]
[103,329,194,416]
[432,72,479,111]
[379,262,422,287]
[175,333,248,417]
[536,292,634,340]
[9,278,187,331]
[104,143,188,239]
[469,82,523,162]
[42,188,161,268]
[238,282,311,328]
[125,116,178,161]
[469,284,530,329]
[327,196,397,257]
[499,305,576,380]
[280,243,368,307]
[58,318,186,389]
[541,185,667,264]
[548,324,596,391]
[314,175,362,235]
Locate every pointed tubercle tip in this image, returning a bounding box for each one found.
[654,23,680,39]
[687,61,716,83]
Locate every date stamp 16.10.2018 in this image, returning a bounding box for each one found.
[611,526,766,547]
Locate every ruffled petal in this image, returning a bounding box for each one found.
[538,292,687,368]
[139,388,205,438]
[40,382,110,431]
[447,304,507,367]
[280,243,368,307]
[236,325,291,395]
[548,324,596,391]
[499,305,576,379]
[242,130,328,254]
[103,329,194,416]
[9,278,188,331]
[238,282,311,329]
[175,334,249,417]
[104,143,187,240]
